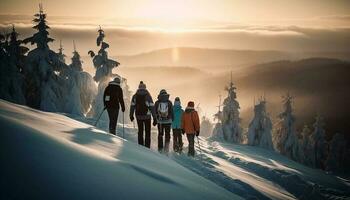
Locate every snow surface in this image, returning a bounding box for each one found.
[75,115,350,200]
[1,99,349,200]
[0,100,239,200]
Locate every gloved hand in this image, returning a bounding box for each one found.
[130,115,134,122]
[195,131,199,137]
[153,120,157,126]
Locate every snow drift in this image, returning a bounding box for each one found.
[0,100,239,200]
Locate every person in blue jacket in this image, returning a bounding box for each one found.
[172,97,184,153]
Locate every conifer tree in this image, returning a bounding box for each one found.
[87,26,120,119]
[274,93,299,160]
[8,25,29,72]
[57,40,66,64]
[23,4,66,111]
[309,115,328,169]
[212,95,224,140]
[0,25,28,104]
[88,26,119,83]
[299,125,313,165]
[221,72,243,143]
[23,3,54,49]
[63,41,96,115]
[325,132,347,173]
[70,40,83,72]
[247,98,274,150]
[200,115,214,137]
[117,77,132,124]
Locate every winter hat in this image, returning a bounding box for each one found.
[113,77,121,84]
[159,89,168,95]
[138,81,146,89]
[187,101,195,108]
[174,97,181,106]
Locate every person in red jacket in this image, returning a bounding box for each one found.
[181,101,200,156]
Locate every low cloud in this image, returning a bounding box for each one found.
[316,15,350,21]
[1,14,350,56]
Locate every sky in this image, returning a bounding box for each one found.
[1,0,350,55]
[1,0,350,27]
[1,0,350,122]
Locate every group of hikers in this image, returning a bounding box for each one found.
[103,77,200,156]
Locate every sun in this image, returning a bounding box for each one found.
[134,0,199,29]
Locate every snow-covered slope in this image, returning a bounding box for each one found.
[0,100,239,200]
[79,112,350,200]
[1,100,349,200]
[173,139,350,200]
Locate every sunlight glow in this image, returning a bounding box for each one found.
[172,47,179,62]
[131,0,203,30]
[137,0,194,21]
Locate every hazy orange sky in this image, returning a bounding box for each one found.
[1,0,350,55]
[1,0,349,122]
[1,0,350,28]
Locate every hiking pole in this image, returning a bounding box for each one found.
[122,112,125,139]
[94,107,106,126]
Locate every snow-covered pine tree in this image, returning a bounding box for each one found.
[325,132,347,173]
[60,41,96,115]
[0,25,28,104]
[87,26,120,119]
[22,4,67,111]
[200,115,214,137]
[299,125,313,166]
[212,95,224,140]
[221,73,243,143]
[309,115,328,169]
[70,40,83,72]
[118,77,131,124]
[273,93,300,160]
[57,40,66,64]
[247,98,274,150]
[88,26,119,83]
[7,25,29,73]
[23,4,54,49]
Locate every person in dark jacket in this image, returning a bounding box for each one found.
[172,97,184,153]
[130,81,156,148]
[154,89,173,153]
[103,77,125,135]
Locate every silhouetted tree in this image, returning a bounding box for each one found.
[309,115,328,169]
[87,26,120,119]
[326,132,347,173]
[22,4,67,111]
[0,25,28,104]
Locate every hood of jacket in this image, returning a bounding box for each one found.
[157,93,170,102]
[136,88,150,96]
[185,107,195,113]
[108,80,120,86]
[172,104,183,129]
[173,104,182,110]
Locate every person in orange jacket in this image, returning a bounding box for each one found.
[181,101,200,156]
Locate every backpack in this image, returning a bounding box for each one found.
[157,102,169,120]
[135,94,148,115]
